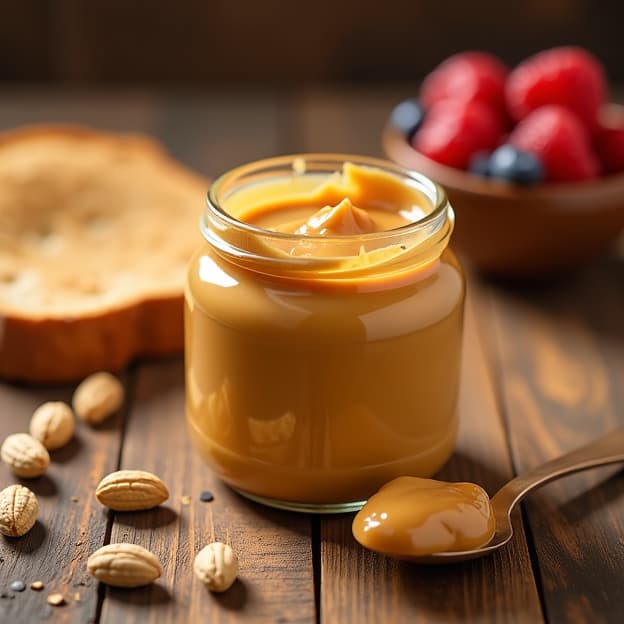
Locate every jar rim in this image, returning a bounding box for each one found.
[202,154,450,246]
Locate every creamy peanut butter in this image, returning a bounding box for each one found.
[277,198,377,235]
[185,157,465,509]
[352,476,495,556]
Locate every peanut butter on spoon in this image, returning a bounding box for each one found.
[352,476,496,557]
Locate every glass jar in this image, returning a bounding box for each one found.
[185,155,465,513]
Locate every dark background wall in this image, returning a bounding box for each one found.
[2,0,624,84]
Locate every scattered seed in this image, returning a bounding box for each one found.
[0,592,9,599]
[31,581,44,591]
[47,593,65,606]
[181,495,191,505]
[70,496,79,503]
[199,491,214,502]
[10,580,26,592]
[74,592,81,602]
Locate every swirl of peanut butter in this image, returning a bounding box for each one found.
[218,162,449,286]
[229,162,427,235]
[276,198,376,236]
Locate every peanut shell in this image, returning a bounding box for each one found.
[96,470,169,511]
[1,433,50,478]
[0,484,39,537]
[29,401,75,450]
[73,372,124,425]
[87,543,162,587]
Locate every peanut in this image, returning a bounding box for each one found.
[73,372,124,425]
[1,433,50,478]
[96,470,169,511]
[193,542,238,592]
[29,401,75,450]
[0,484,39,537]
[87,543,162,587]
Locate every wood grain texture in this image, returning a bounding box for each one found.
[0,376,128,623]
[319,286,544,624]
[100,360,315,624]
[480,254,624,624]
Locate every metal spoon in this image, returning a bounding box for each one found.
[402,427,624,563]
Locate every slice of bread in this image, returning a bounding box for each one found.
[0,125,207,382]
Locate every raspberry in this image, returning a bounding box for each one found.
[509,105,599,182]
[420,52,508,114]
[596,107,624,174]
[412,100,504,169]
[506,47,606,131]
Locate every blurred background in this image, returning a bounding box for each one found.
[2,0,623,179]
[2,0,624,85]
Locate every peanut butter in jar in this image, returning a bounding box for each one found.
[185,155,465,512]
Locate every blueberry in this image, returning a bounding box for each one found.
[488,145,544,185]
[390,99,425,140]
[468,151,492,177]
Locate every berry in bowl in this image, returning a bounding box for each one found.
[383,47,624,276]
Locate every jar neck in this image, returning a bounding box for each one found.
[201,155,454,288]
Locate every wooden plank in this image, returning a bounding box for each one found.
[0,377,128,623]
[100,360,316,624]
[482,253,624,623]
[319,286,544,623]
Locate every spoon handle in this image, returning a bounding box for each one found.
[491,427,624,514]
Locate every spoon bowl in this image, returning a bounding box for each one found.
[385,427,624,563]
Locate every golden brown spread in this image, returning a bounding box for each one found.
[352,476,495,556]
[229,162,427,230]
[185,160,465,506]
[219,162,429,270]
[277,198,376,236]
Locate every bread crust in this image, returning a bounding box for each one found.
[0,125,207,382]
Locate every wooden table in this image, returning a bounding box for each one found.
[0,87,623,624]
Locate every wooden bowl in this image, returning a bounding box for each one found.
[383,120,624,276]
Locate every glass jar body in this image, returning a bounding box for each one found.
[185,243,465,512]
